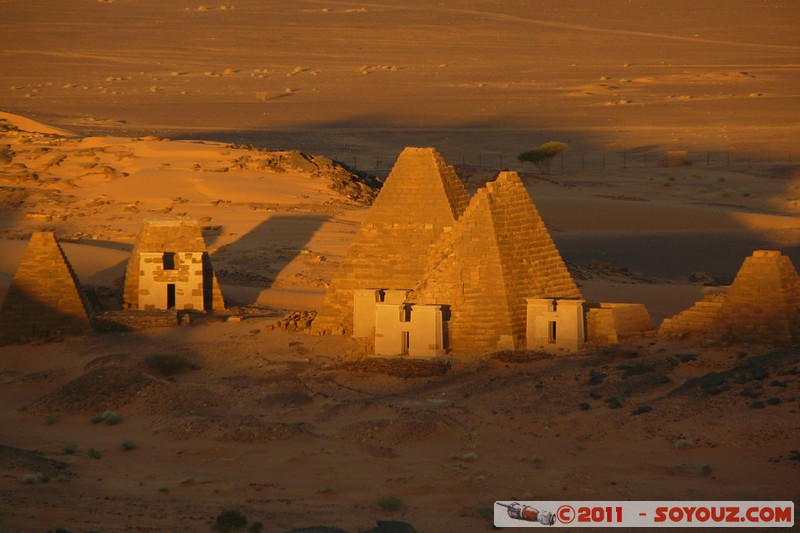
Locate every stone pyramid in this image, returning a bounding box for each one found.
[410,171,581,351]
[660,250,800,345]
[123,219,225,311]
[312,147,470,334]
[0,232,93,343]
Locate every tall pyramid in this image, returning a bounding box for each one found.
[312,147,471,334]
[410,171,581,351]
[659,250,800,345]
[123,219,225,311]
[0,232,93,343]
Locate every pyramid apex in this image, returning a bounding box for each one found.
[751,250,781,258]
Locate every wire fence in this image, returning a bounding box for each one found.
[333,150,794,177]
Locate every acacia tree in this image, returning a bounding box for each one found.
[517,141,568,174]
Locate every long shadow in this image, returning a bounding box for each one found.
[209,214,329,306]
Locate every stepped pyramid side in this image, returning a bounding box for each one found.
[411,171,581,351]
[0,232,93,342]
[312,147,470,334]
[713,250,800,344]
[123,219,224,311]
[658,292,726,339]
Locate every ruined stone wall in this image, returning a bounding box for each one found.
[587,303,654,346]
[0,232,93,343]
[412,171,581,351]
[713,250,800,344]
[658,250,800,346]
[658,293,725,340]
[312,147,470,334]
[123,219,224,311]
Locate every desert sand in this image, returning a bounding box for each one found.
[1,1,799,532]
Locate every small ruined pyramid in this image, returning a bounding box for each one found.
[0,232,93,343]
[312,147,470,334]
[410,171,581,351]
[660,250,800,345]
[123,219,225,311]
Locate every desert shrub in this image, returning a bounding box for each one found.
[378,495,402,511]
[91,411,123,425]
[22,472,47,484]
[462,452,478,462]
[87,448,102,460]
[475,505,494,520]
[212,509,248,532]
[121,439,138,451]
[145,353,195,376]
[248,523,264,533]
[45,414,58,425]
[63,443,78,455]
[518,141,568,174]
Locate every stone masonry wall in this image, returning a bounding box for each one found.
[312,147,470,334]
[124,219,224,311]
[658,250,800,345]
[411,171,581,351]
[0,232,93,343]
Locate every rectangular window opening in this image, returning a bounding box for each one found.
[163,252,176,270]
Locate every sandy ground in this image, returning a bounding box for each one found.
[1,1,798,161]
[1,1,799,531]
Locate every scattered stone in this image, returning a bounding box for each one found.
[672,463,711,477]
[751,401,765,409]
[579,402,590,411]
[361,520,417,533]
[631,405,652,415]
[606,397,622,409]
[766,397,782,405]
[265,310,317,332]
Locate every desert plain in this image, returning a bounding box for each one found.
[1,1,799,532]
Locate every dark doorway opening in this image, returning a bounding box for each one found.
[167,284,176,309]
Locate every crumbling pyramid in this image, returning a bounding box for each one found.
[410,171,582,351]
[659,250,800,345]
[123,219,225,311]
[0,232,93,343]
[312,147,470,334]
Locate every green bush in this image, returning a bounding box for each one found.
[213,509,248,532]
[121,439,138,451]
[87,448,102,460]
[378,495,402,511]
[63,443,78,455]
[145,353,195,376]
[91,411,123,425]
[518,141,568,174]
